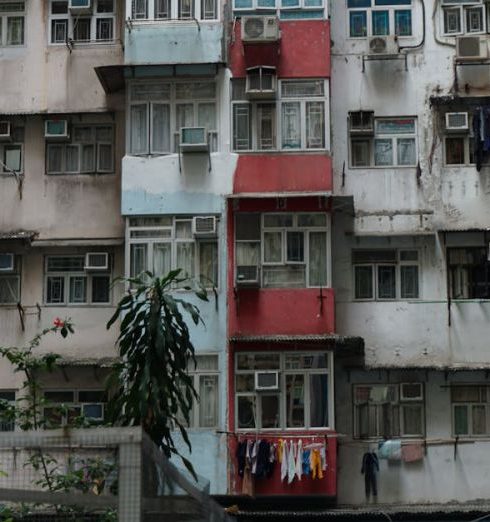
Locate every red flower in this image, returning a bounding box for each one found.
[53,317,64,328]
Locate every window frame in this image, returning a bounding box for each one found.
[128,80,218,156]
[353,383,425,439]
[130,0,218,21]
[0,254,20,306]
[441,0,486,36]
[352,249,420,301]
[231,79,329,153]
[44,254,112,306]
[232,0,324,13]
[448,246,490,300]
[42,389,107,427]
[235,351,334,432]
[347,0,413,39]
[48,0,116,45]
[0,1,25,47]
[451,385,490,437]
[127,216,220,290]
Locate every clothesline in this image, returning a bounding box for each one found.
[217,430,340,439]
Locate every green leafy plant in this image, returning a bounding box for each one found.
[106,269,208,476]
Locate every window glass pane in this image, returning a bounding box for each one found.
[178,0,193,20]
[286,231,304,263]
[444,8,461,33]
[236,374,254,392]
[402,404,422,435]
[237,353,280,370]
[286,374,304,427]
[175,220,192,239]
[177,82,215,100]
[400,265,419,298]
[285,353,328,369]
[92,276,110,303]
[257,104,276,150]
[155,0,169,17]
[306,102,325,149]
[395,9,411,36]
[397,138,416,165]
[351,139,370,166]
[65,145,79,173]
[130,244,147,277]
[233,104,251,151]
[96,18,113,40]
[377,265,396,299]
[237,396,256,429]
[130,105,148,154]
[263,214,293,227]
[47,256,84,272]
[0,276,19,304]
[264,232,282,263]
[131,84,170,102]
[374,138,393,166]
[199,375,218,428]
[73,17,91,41]
[350,11,367,37]
[98,144,113,171]
[348,0,370,7]
[446,137,465,165]
[46,276,64,303]
[97,0,114,12]
[153,243,171,277]
[281,102,301,149]
[281,80,324,98]
[47,145,63,173]
[261,395,280,429]
[132,0,148,18]
[309,232,327,286]
[354,265,373,299]
[466,7,483,33]
[51,1,68,13]
[454,405,468,435]
[176,104,194,131]
[73,127,92,142]
[81,145,95,172]
[69,276,86,303]
[176,243,195,279]
[152,104,170,153]
[199,241,218,287]
[7,16,23,45]
[236,242,260,266]
[372,10,389,35]
[44,391,74,402]
[198,103,216,130]
[263,265,305,288]
[472,405,486,435]
[51,19,68,43]
[451,386,481,403]
[310,374,328,427]
[298,214,327,227]
[376,119,414,134]
[83,404,103,419]
[4,145,21,172]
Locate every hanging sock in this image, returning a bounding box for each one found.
[295,439,303,481]
[287,441,296,484]
[281,440,289,482]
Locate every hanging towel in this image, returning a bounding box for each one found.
[251,440,259,474]
[280,440,288,482]
[295,439,303,481]
[320,445,327,471]
[302,449,311,475]
[401,443,424,463]
[378,439,402,461]
[287,441,296,484]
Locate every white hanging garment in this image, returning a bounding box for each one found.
[295,439,303,481]
[287,441,296,484]
[320,445,327,471]
[280,440,288,482]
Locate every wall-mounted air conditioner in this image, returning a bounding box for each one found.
[236,265,260,286]
[84,252,109,271]
[69,0,91,13]
[400,383,423,401]
[180,127,209,152]
[255,371,279,391]
[349,111,375,135]
[192,216,217,237]
[367,35,399,55]
[0,254,14,272]
[0,122,12,142]
[241,16,280,44]
[44,120,69,140]
[456,36,488,61]
[245,66,277,99]
[445,112,469,131]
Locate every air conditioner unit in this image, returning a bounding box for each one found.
[456,36,488,61]
[192,216,217,237]
[400,383,423,401]
[180,127,209,153]
[0,254,14,272]
[349,111,375,135]
[84,252,109,271]
[367,35,399,55]
[0,122,12,142]
[69,0,91,13]
[44,120,69,140]
[241,16,280,44]
[245,67,277,99]
[255,371,279,391]
[445,112,469,132]
[236,265,260,286]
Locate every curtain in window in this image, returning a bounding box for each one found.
[199,242,218,287]
[377,265,396,299]
[130,105,148,154]
[152,103,170,153]
[65,145,79,172]
[374,139,393,166]
[310,374,328,427]
[306,102,324,149]
[397,138,416,165]
[47,145,63,173]
[199,375,218,428]
[177,243,195,279]
[309,232,327,286]
[153,243,171,277]
[81,145,95,172]
[7,17,23,45]
[236,242,259,266]
[264,232,282,263]
[402,404,423,435]
[130,244,147,277]
[281,102,301,149]
[98,144,113,171]
[400,265,419,298]
[155,0,169,17]
[0,276,19,303]
[198,103,216,130]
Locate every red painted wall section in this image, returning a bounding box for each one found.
[229,434,337,496]
[229,20,331,78]
[233,154,332,195]
[229,288,334,337]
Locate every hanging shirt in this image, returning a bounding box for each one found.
[302,449,311,475]
[287,441,296,484]
[281,440,289,482]
[251,440,259,474]
[295,439,303,481]
[320,445,327,471]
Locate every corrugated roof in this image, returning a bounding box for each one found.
[57,356,118,368]
[229,334,363,344]
[0,230,38,241]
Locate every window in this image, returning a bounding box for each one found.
[448,247,490,299]
[0,391,15,431]
[180,355,219,428]
[441,0,485,36]
[1,124,23,174]
[0,254,20,305]
[233,0,323,11]
[353,249,420,300]
[236,352,331,431]
[46,124,114,175]
[49,0,115,44]
[131,0,217,20]
[0,1,24,46]
[235,213,329,288]
[451,385,490,436]
[347,0,412,38]
[350,117,417,167]
[43,390,106,427]
[128,216,219,287]
[444,113,485,166]
[129,82,217,155]
[354,383,424,438]
[232,79,327,152]
[44,255,111,305]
